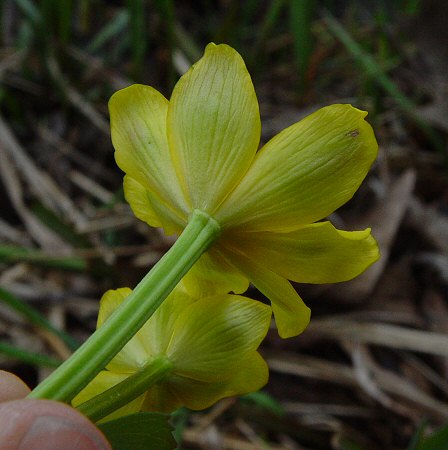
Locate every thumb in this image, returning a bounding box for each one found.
[0,399,111,450]
[0,371,110,450]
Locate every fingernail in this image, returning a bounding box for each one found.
[19,415,108,450]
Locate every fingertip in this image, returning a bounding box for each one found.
[0,370,31,401]
[0,399,111,450]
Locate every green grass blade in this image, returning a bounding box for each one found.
[413,423,448,450]
[0,341,62,368]
[0,245,87,271]
[87,10,130,53]
[154,0,175,89]
[404,0,421,15]
[250,0,286,73]
[15,0,42,25]
[173,24,201,63]
[289,0,316,94]
[56,0,74,43]
[30,203,91,248]
[213,0,241,46]
[242,391,285,416]
[0,287,79,351]
[407,420,429,450]
[322,9,444,155]
[126,0,147,78]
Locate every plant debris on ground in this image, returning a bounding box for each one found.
[1,1,448,449]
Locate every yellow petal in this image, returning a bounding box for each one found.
[167,294,271,381]
[167,43,261,213]
[222,246,310,338]
[137,286,195,357]
[254,273,310,339]
[182,247,249,297]
[217,104,378,231]
[222,351,268,396]
[97,288,149,372]
[151,351,268,412]
[123,175,184,236]
[141,382,181,414]
[97,287,132,327]
[109,84,188,220]
[156,375,224,412]
[228,221,379,283]
[72,371,145,423]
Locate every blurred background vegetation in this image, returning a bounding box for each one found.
[1,1,448,449]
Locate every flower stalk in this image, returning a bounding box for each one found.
[28,210,220,402]
[76,356,173,422]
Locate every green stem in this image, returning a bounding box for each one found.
[28,210,220,402]
[76,356,172,422]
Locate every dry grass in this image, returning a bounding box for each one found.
[1,1,448,449]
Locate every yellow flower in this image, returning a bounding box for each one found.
[72,286,271,420]
[110,43,379,338]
